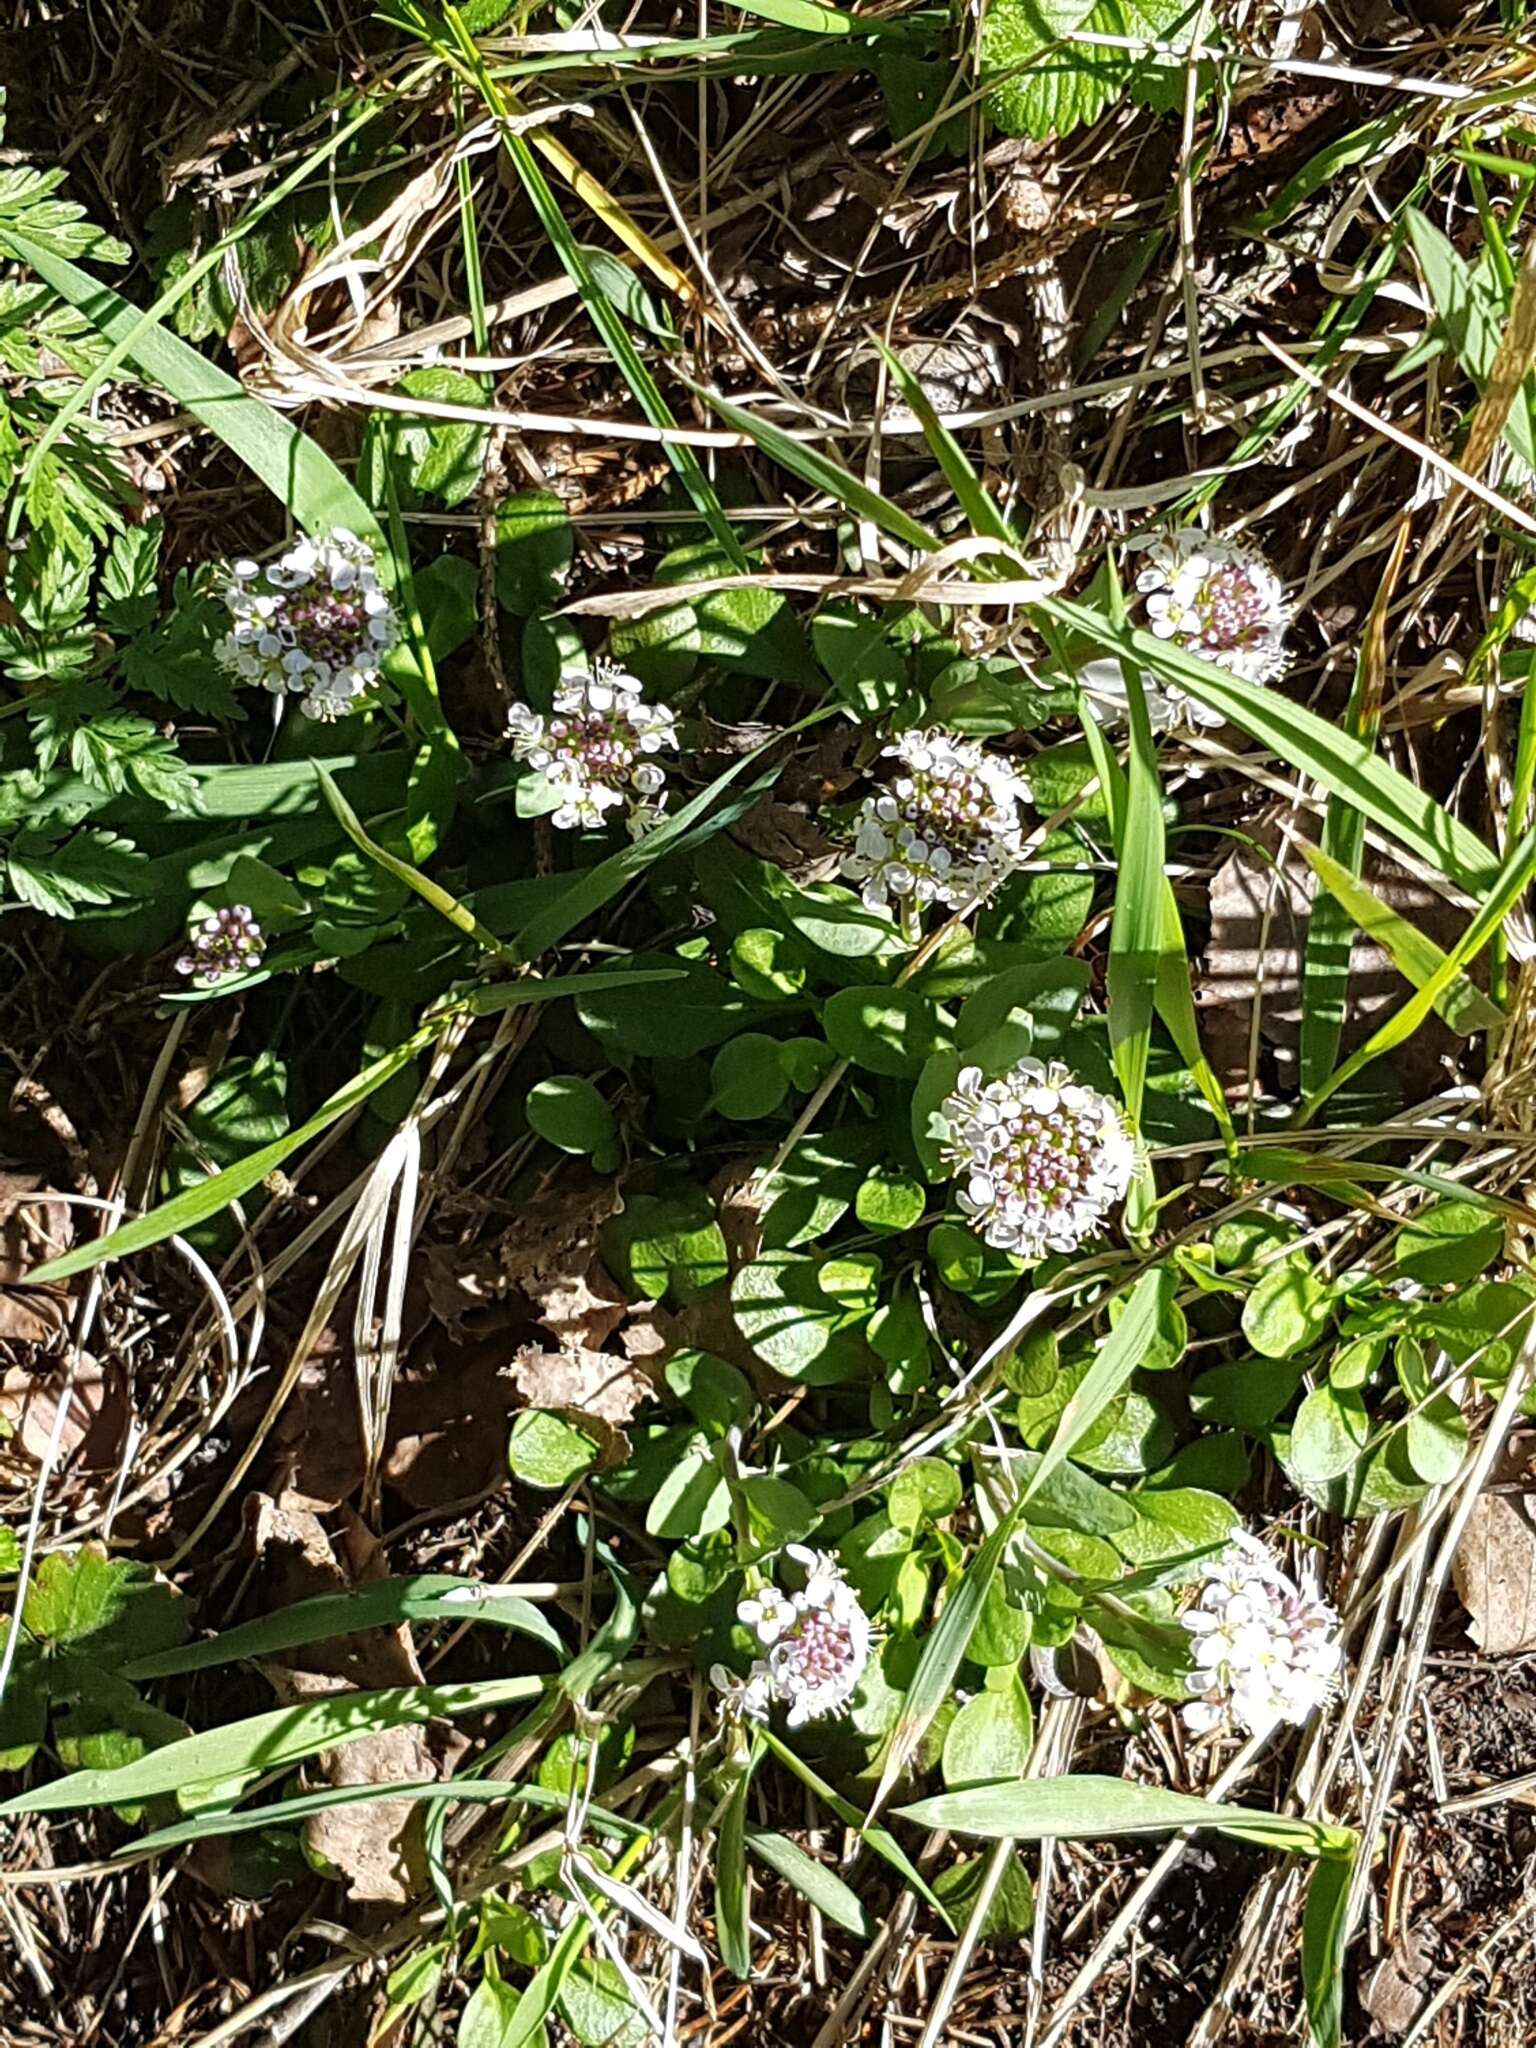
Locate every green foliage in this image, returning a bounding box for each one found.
[981,0,1208,142]
[1,1546,190,1776]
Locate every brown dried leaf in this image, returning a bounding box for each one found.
[425,1174,626,1351]
[1453,1481,1536,1655]
[1359,1926,1436,2035]
[509,1343,653,1427]
[0,1170,73,1282]
[246,1496,466,1903]
[0,1353,127,1468]
[383,1340,524,1510]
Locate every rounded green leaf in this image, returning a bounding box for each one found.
[711,1033,790,1120]
[1394,1200,1503,1289]
[526,1074,616,1156]
[856,1167,927,1234]
[889,1456,962,1532]
[732,1251,874,1385]
[1242,1256,1333,1359]
[825,985,951,1078]
[729,927,805,1001]
[941,1680,1035,1790]
[508,1411,600,1490]
[494,489,572,614]
[1289,1383,1370,1484]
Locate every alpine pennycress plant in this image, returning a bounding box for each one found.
[2,30,1529,2048]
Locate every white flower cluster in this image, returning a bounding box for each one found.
[941,1057,1135,1258]
[1181,1536,1343,1739]
[841,729,1028,920]
[712,1544,873,1729]
[216,530,399,722]
[507,661,678,834]
[1080,528,1290,734]
[175,904,264,985]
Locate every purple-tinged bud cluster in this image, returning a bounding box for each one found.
[507,661,678,835]
[840,728,1028,920]
[713,1545,873,1729]
[940,1057,1135,1257]
[175,905,264,985]
[1080,528,1290,735]
[217,530,398,722]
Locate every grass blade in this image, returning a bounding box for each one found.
[1104,663,1164,1133]
[1077,707,1237,1161]
[438,4,747,570]
[1299,517,1408,1090]
[715,1761,753,1978]
[1301,1843,1356,2048]
[511,713,831,960]
[30,970,669,1283]
[1296,838,1504,1036]
[1300,823,1536,1123]
[1024,1266,1173,1505]
[869,1499,1022,1818]
[896,1776,1346,1857]
[0,231,387,559]
[700,389,941,554]
[756,1726,950,1920]
[121,1776,527,1857]
[122,1575,565,1681]
[745,1828,872,1936]
[871,336,1018,550]
[315,762,520,968]
[0,1675,545,1817]
[1038,596,1501,894]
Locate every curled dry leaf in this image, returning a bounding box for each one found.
[0,1353,127,1468]
[1359,1926,1437,2036]
[509,1341,653,1428]
[383,1339,526,1511]
[425,1172,626,1351]
[245,1494,466,1903]
[1452,1457,1536,1656]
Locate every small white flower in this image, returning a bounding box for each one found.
[216,529,398,722]
[1180,1539,1342,1740]
[840,728,1028,922]
[738,1586,798,1647]
[1078,657,1227,736]
[711,1660,774,1722]
[175,904,265,985]
[715,1550,874,1729]
[1079,531,1289,733]
[508,660,679,834]
[939,1057,1136,1258]
[1134,529,1290,685]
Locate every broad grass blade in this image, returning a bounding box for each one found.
[869,1499,1022,1817]
[123,1575,565,1680]
[1,231,388,559]
[1038,596,1501,893]
[871,336,1018,549]
[1297,838,1504,1036]
[745,1828,872,1936]
[1024,1266,1173,1505]
[701,390,941,553]
[1301,1843,1356,2048]
[1299,517,1408,1090]
[716,1766,753,1977]
[896,1775,1343,1856]
[1301,823,1536,1122]
[0,1675,545,1817]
